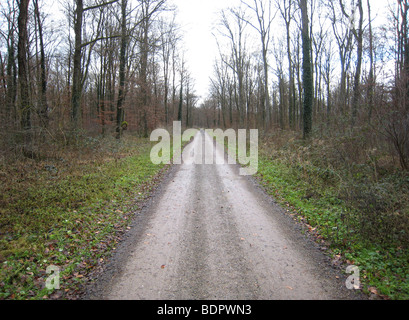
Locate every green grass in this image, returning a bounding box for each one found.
[256,151,409,300]
[0,136,169,300]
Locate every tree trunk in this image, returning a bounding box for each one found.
[185,82,189,128]
[178,80,183,123]
[366,0,375,124]
[71,0,84,129]
[18,0,31,134]
[116,0,127,139]
[300,0,313,139]
[6,30,17,126]
[287,33,295,130]
[350,0,364,127]
[34,0,49,128]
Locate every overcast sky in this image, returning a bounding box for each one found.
[169,0,237,104]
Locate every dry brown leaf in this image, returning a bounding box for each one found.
[368,287,378,295]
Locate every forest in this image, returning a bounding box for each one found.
[0,0,408,300]
[0,0,408,158]
[1,0,407,169]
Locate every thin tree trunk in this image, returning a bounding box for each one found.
[116,0,127,139]
[18,0,31,134]
[178,80,183,122]
[34,0,49,128]
[300,0,313,139]
[367,0,374,124]
[71,0,83,129]
[350,0,364,127]
[185,82,189,127]
[6,31,17,126]
[287,25,295,130]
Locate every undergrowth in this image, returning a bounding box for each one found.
[257,130,409,300]
[0,134,169,300]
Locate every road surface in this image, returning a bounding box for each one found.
[85,130,362,300]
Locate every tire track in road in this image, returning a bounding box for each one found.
[174,157,259,300]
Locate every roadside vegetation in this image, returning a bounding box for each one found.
[0,134,170,300]
[256,130,409,300]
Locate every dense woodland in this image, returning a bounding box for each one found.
[0,0,408,171]
[0,0,195,150]
[203,0,409,171]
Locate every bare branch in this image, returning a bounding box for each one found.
[83,0,119,12]
[80,34,121,48]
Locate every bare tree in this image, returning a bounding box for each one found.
[158,14,180,127]
[210,57,230,128]
[300,0,313,138]
[71,0,119,129]
[18,0,31,137]
[322,40,335,123]
[277,0,297,129]
[366,0,374,123]
[184,72,197,128]
[0,0,18,127]
[116,0,128,139]
[338,0,364,126]
[241,0,277,129]
[137,0,167,137]
[33,0,49,128]
[328,0,354,115]
[218,7,249,128]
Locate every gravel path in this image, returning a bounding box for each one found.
[85,131,364,300]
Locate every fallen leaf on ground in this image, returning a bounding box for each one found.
[368,287,378,295]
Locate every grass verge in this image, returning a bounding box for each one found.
[0,135,169,300]
[256,133,409,300]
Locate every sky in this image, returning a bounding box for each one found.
[169,0,389,105]
[169,0,238,104]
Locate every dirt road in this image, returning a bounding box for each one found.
[85,131,362,300]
